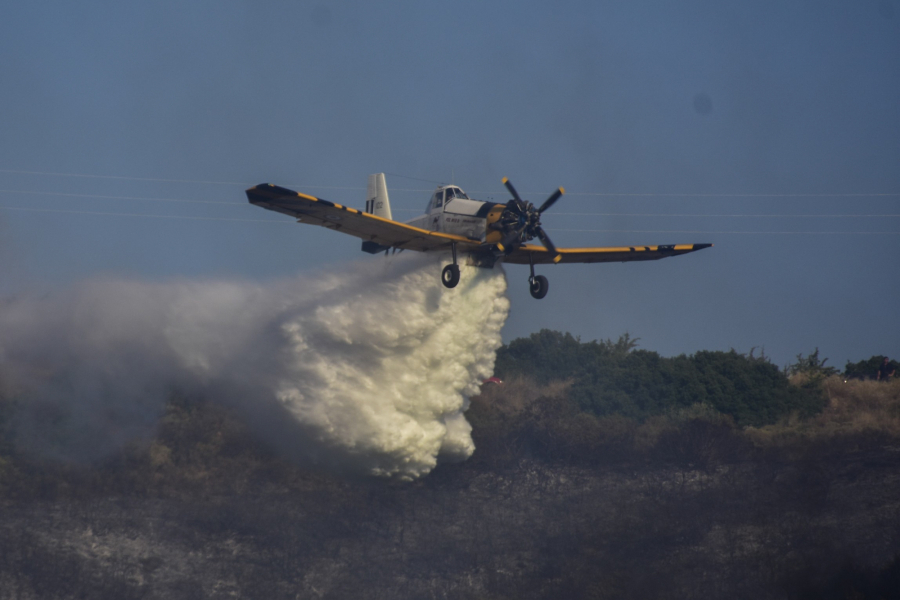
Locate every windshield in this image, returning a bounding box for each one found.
[429,190,443,211]
[445,187,468,200]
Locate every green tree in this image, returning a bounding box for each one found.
[787,348,838,378]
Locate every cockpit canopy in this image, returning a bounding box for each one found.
[427,186,469,212]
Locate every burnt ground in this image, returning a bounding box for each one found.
[1,443,899,600]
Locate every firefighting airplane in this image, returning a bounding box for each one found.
[246,174,711,299]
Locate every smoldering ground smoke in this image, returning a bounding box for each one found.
[0,255,510,479]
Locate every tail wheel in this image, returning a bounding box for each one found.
[529,275,549,299]
[442,264,461,288]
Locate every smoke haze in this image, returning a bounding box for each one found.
[0,255,510,479]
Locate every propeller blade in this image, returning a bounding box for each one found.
[536,227,556,254]
[502,177,522,203]
[537,187,565,213]
[536,227,562,263]
[502,177,527,212]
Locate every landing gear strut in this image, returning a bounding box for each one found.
[441,242,460,288]
[528,253,549,299]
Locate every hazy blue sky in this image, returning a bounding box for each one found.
[1,0,897,369]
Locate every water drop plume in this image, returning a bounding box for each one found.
[0,255,510,479]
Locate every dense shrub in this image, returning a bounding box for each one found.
[495,330,826,426]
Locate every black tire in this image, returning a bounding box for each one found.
[441,264,460,288]
[529,274,549,299]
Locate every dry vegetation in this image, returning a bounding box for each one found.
[746,377,900,447]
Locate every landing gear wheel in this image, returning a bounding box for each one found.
[441,264,461,288]
[529,275,549,299]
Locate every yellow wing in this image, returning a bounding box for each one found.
[246,184,482,253]
[503,243,713,265]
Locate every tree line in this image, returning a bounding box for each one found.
[494,329,895,427]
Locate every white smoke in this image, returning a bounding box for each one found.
[0,255,510,479]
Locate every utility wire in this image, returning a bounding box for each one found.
[2,168,898,199]
[0,205,290,223]
[0,168,249,186]
[559,192,900,198]
[0,189,241,205]
[3,190,897,219]
[391,207,900,218]
[383,172,446,185]
[546,228,900,235]
[546,212,900,218]
[2,205,898,233]
[6,190,898,219]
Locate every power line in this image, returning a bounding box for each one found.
[546,228,900,235]
[7,190,897,218]
[0,189,241,205]
[546,212,900,218]
[2,168,897,198]
[0,205,290,223]
[0,168,369,192]
[391,208,899,218]
[559,192,900,198]
[0,168,250,186]
[3,190,897,219]
[383,172,446,185]
[0,168,431,193]
[3,205,897,234]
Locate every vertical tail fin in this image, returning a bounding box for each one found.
[365,173,393,220]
